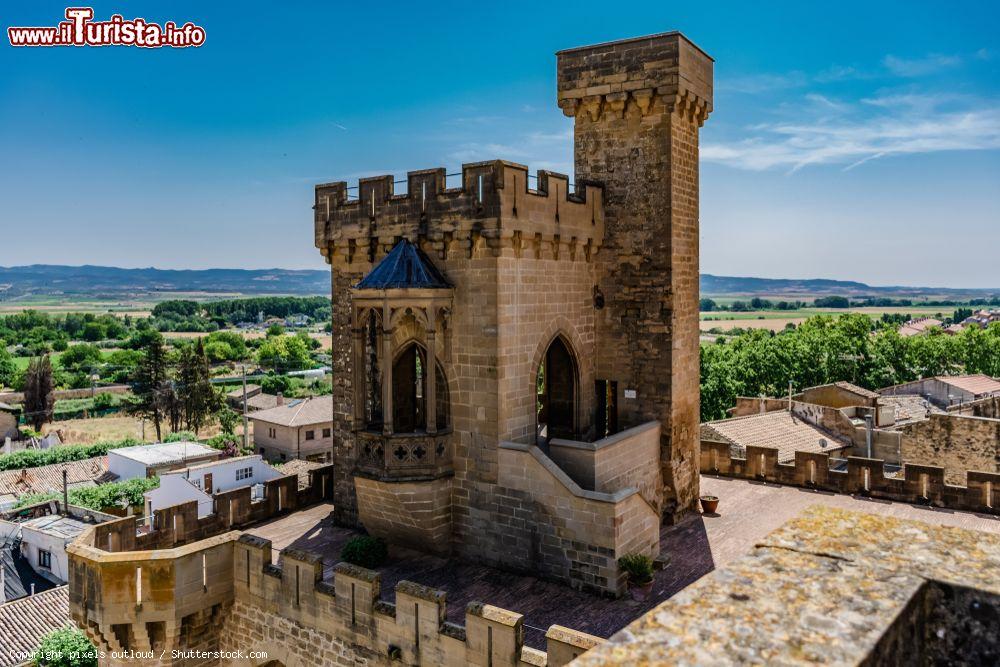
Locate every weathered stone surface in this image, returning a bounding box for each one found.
[572,506,1000,666]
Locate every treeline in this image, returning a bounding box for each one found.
[700,315,1000,421]
[700,295,1000,313]
[152,296,330,331]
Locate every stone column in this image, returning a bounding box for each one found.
[352,321,365,427]
[382,306,394,435]
[426,327,437,434]
[557,33,713,521]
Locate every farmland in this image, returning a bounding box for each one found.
[700,304,951,332]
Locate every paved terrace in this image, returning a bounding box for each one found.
[248,475,1000,649]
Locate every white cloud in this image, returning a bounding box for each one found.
[883,53,962,77]
[703,93,1000,172]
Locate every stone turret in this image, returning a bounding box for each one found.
[557,32,714,520]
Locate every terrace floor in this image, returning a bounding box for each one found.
[248,475,1000,649]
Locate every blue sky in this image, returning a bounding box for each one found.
[1,1,998,287]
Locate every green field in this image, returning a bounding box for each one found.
[699,304,953,332]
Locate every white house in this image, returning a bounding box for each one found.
[143,455,285,519]
[107,441,221,481]
[0,502,117,589]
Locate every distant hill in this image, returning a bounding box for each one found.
[0,264,328,299]
[700,274,999,300]
[0,265,995,303]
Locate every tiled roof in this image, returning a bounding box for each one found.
[878,395,945,426]
[275,459,324,490]
[0,586,71,667]
[830,381,880,400]
[935,374,1000,397]
[356,239,451,290]
[703,411,850,463]
[0,457,107,498]
[249,396,332,427]
[226,384,261,398]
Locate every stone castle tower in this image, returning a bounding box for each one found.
[315,32,712,593]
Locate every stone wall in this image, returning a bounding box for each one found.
[700,440,1000,513]
[558,32,713,521]
[68,518,605,667]
[483,442,659,595]
[548,421,662,511]
[0,384,130,405]
[897,414,1000,485]
[354,475,452,556]
[950,395,1000,419]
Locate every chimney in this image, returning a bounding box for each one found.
[276,392,284,407]
[865,414,874,459]
[62,467,69,515]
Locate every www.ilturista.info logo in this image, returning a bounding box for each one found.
[8,7,206,48]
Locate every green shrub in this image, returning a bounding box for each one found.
[16,477,159,511]
[618,553,654,585]
[164,431,197,443]
[340,535,388,569]
[34,627,98,666]
[0,438,139,472]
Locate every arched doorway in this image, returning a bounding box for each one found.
[537,336,577,443]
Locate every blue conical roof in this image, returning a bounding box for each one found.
[355,239,451,290]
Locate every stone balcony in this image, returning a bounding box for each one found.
[355,429,454,482]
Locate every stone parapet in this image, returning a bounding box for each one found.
[571,506,1000,666]
[700,440,1000,513]
[315,161,604,268]
[488,442,660,594]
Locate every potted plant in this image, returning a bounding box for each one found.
[619,553,655,601]
[700,495,720,514]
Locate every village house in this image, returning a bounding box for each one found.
[0,502,116,591]
[143,455,285,518]
[225,384,283,412]
[105,441,221,481]
[250,395,332,462]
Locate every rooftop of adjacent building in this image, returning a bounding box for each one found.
[0,456,108,510]
[1,537,58,604]
[109,441,219,466]
[702,410,851,463]
[248,395,333,428]
[10,513,92,541]
[0,586,70,667]
[243,474,1000,650]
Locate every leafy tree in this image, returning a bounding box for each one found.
[0,343,16,388]
[257,335,313,371]
[17,477,159,511]
[218,407,239,435]
[699,298,717,312]
[266,323,285,338]
[24,355,55,430]
[813,295,850,308]
[176,339,221,433]
[34,627,98,667]
[126,331,171,440]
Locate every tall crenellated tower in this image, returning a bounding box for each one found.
[557,33,714,520]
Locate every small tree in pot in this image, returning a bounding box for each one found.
[619,553,655,601]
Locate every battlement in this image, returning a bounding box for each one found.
[315,160,604,266]
[700,441,1000,513]
[557,31,713,125]
[66,507,604,667]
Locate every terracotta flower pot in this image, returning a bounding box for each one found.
[700,495,720,514]
[629,579,654,602]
